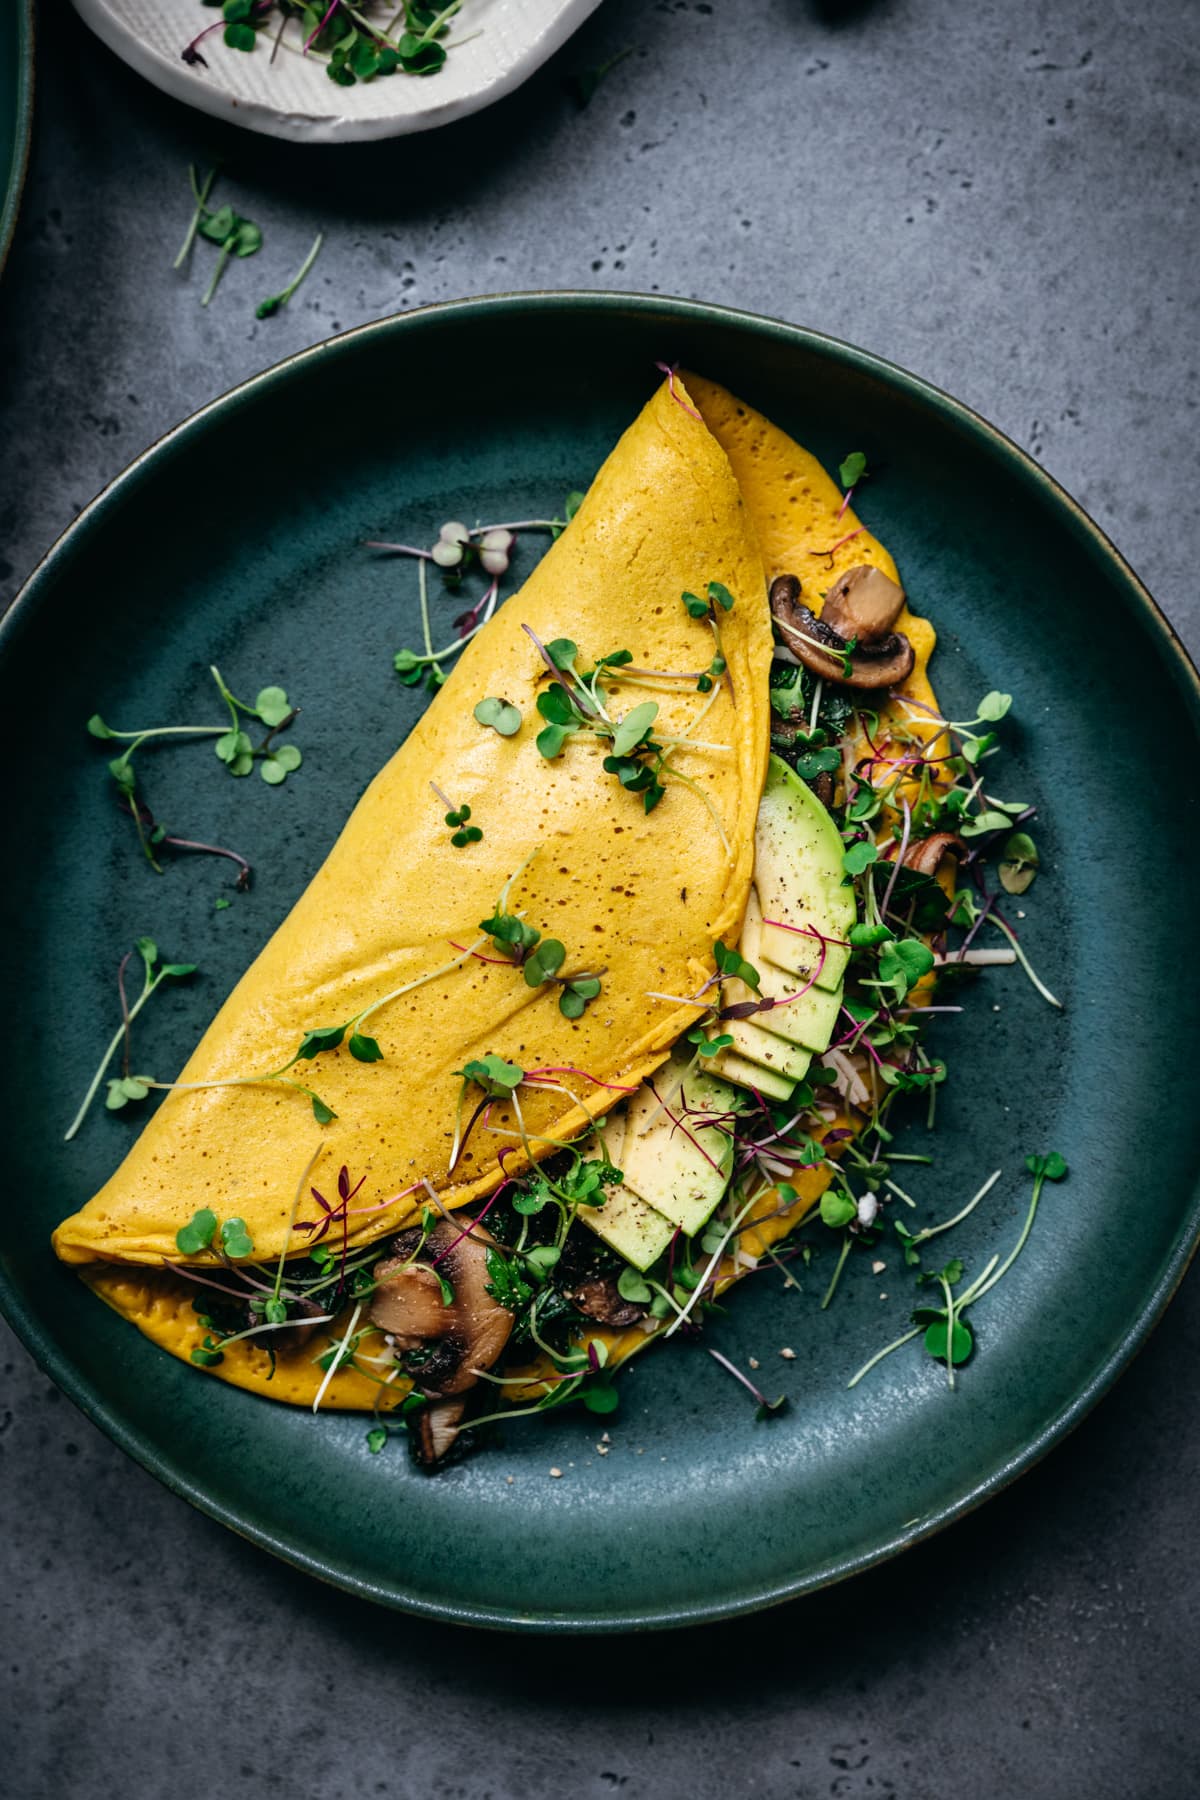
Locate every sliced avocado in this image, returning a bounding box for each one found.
[581,1106,677,1270]
[617,1046,737,1237]
[754,754,854,992]
[580,1179,676,1271]
[708,1046,795,1103]
[724,1016,813,1082]
[725,888,844,1054]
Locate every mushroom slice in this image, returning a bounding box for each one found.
[769,574,850,682]
[819,564,907,642]
[769,571,915,690]
[841,633,916,689]
[566,1275,647,1329]
[411,1397,467,1468]
[901,831,966,877]
[370,1214,515,1408]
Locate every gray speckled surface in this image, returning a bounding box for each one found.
[2,1,1199,1794]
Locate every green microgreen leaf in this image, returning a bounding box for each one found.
[348,1032,383,1063]
[460,1054,524,1096]
[1025,1151,1068,1181]
[254,686,291,726]
[296,1025,345,1060]
[479,909,541,958]
[536,723,571,759]
[220,1216,254,1259]
[687,1026,733,1057]
[877,938,935,997]
[559,976,601,1019]
[923,1317,973,1364]
[523,939,567,987]
[255,231,323,319]
[536,684,576,725]
[474,696,523,737]
[617,1267,652,1303]
[838,450,868,490]
[311,1096,337,1125]
[581,1379,620,1415]
[611,700,659,758]
[849,922,893,948]
[961,809,1016,838]
[843,840,879,875]
[976,691,1013,722]
[366,1426,388,1454]
[681,590,709,619]
[999,830,1040,895]
[794,745,842,779]
[819,1191,857,1229]
[545,639,578,670]
[176,1208,218,1255]
[714,938,761,990]
[524,1245,561,1278]
[707,580,736,612]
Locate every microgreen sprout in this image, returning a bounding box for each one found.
[380,495,584,689]
[64,937,197,1141]
[473,696,522,737]
[847,1155,1067,1390]
[525,622,732,824]
[90,666,301,868]
[706,1347,788,1421]
[837,450,868,519]
[256,230,323,318]
[430,783,483,847]
[713,938,761,991]
[173,165,263,305]
[998,830,1039,895]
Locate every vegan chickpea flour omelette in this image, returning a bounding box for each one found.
[54,373,1054,1465]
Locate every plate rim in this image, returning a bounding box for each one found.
[4,290,1199,1632]
[69,0,604,144]
[0,0,35,282]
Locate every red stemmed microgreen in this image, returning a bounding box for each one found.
[653,361,703,423]
[836,450,868,521]
[707,1348,788,1421]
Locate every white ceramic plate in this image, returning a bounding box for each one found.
[71,0,603,142]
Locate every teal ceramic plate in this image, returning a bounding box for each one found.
[2,295,1198,1631]
[0,1,34,279]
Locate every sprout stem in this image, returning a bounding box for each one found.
[988,916,1062,1009]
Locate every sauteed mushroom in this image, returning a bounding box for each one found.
[820,563,907,641]
[370,1215,514,1465]
[412,1397,468,1466]
[901,831,966,877]
[769,571,915,690]
[566,1274,647,1329]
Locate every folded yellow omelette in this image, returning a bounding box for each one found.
[55,372,939,1416]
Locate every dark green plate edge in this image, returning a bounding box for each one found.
[0,0,34,282]
[2,291,1198,1633]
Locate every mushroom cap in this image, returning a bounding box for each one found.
[769,572,915,690]
[566,1274,647,1329]
[819,564,907,643]
[901,831,966,876]
[370,1216,514,1398]
[411,1396,467,1468]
